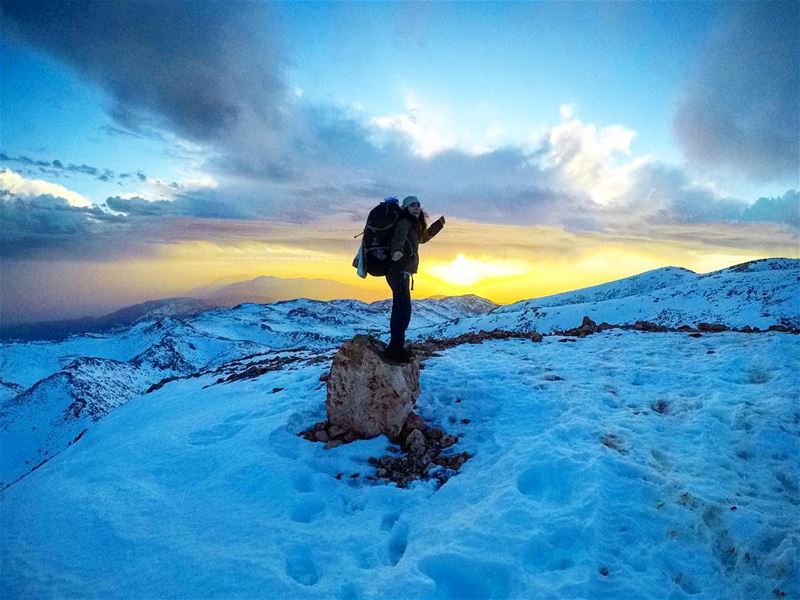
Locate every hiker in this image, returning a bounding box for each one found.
[385,196,446,362]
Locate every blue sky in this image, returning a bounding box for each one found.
[1,0,798,323]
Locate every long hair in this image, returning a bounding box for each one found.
[406,208,428,237]
[416,210,429,237]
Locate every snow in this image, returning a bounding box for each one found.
[2,331,798,599]
[416,259,800,339]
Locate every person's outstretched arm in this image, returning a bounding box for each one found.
[421,216,446,243]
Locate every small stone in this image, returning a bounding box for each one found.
[697,322,728,332]
[440,435,457,448]
[350,473,360,479]
[272,387,284,393]
[405,429,427,456]
[314,430,329,442]
[461,418,471,424]
[325,440,344,450]
[376,468,388,477]
[404,412,426,431]
[599,567,609,577]
[334,472,343,480]
[327,424,346,438]
[426,428,444,440]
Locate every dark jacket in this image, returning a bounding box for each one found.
[389,214,444,274]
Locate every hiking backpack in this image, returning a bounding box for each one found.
[353,197,404,277]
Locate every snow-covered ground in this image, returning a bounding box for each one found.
[1,331,798,599]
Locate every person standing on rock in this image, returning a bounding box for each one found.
[385,196,445,363]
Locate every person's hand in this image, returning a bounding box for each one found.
[438,216,446,226]
[392,250,403,261]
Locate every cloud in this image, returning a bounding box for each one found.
[0,189,125,258]
[0,171,240,258]
[106,191,244,220]
[370,97,455,158]
[742,191,800,228]
[1,153,146,185]
[539,116,650,205]
[673,2,800,180]
[2,0,285,145]
[610,162,799,230]
[3,0,796,246]
[0,168,92,207]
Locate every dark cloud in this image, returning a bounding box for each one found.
[743,190,800,228]
[0,185,247,258]
[615,162,799,230]
[2,0,285,144]
[0,153,147,183]
[0,190,125,257]
[673,2,800,180]
[106,191,245,220]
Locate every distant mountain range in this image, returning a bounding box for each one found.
[0,276,375,341]
[0,258,797,489]
[0,297,219,341]
[190,275,371,306]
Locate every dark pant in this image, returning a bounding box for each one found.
[386,269,411,351]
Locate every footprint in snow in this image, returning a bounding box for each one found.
[285,545,320,586]
[418,553,512,599]
[381,511,400,531]
[187,422,246,446]
[289,495,326,523]
[386,522,408,566]
[517,460,578,504]
[267,425,301,459]
[293,472,314,493]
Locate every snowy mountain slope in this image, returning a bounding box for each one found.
[0,318,200,389]
[494,266,698,312]
[1,331,797,599]
[0,356,150,488]
[0,379,25,404]
[0,325,276,487]
[415,258,800,339]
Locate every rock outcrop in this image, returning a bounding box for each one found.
[325,335,420,439]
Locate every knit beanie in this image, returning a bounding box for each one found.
[402,196,420,209]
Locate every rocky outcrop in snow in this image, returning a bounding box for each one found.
[325,335,420,439]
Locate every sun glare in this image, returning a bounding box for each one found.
[426,254,528,287]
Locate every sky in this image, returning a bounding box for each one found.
[1,0,798,324]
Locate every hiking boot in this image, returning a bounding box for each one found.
[384,346,411,364]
